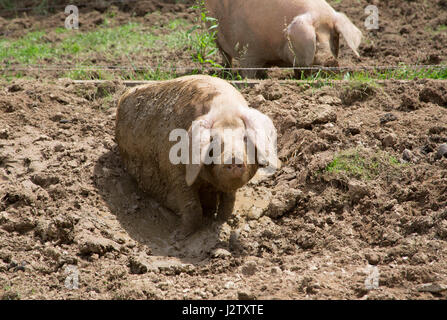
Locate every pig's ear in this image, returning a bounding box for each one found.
[185,118,212,186]
[334,12,362,58]
[285,13,316,66]
[240,107,281,172]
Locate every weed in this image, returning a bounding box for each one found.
[187,0,221,67]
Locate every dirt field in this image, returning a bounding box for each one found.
[1,77,446,300]
[1,0,447,300]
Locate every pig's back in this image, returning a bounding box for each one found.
[208,0,335,59]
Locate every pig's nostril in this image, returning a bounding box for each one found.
[224,163,244,170]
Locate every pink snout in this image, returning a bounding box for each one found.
[223,161,246,178]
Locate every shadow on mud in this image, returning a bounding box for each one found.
[93,147,243,263]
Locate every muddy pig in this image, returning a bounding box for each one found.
[205,0,362,78]
[115,75,279,238]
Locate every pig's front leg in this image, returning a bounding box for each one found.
[172,184,203,239]
[217,42,233,69]
[240,53,266,79]
[217,192,236,221]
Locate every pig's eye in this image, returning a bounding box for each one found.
[208,148,214,158]
[243,135,248,143]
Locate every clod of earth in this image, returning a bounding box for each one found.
[435,144,447,160]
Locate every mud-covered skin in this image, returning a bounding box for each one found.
[115,75,276,237]
[205,0,362,78]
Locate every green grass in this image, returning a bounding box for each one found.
[0,0,15,10]
[0,20,192,64]
[426,24,447,35]
[187,0,220,67]
[0,18,195,72]
[325,151,379,180]
[436,25,447,33]
[324,148,406,180]
[63,69,114,81]
[294,64,447,82]
[0,11,446,82]
[0,31,53,64]
[0,0,52,15]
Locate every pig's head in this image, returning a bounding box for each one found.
[185,107,280,192]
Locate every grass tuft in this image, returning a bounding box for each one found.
[324,148,407,180]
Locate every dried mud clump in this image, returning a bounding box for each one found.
[400,94,422,111]
[419,82,447,108]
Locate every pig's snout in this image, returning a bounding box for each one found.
[223,158,246,178]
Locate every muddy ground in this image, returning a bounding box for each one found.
[1,0,447,301]
[0,0,446,79]
[0,77,446,300]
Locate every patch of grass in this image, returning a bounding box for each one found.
[325,151,379,180]
[0,17,204,80]
[58,21,190,59]
[427,24,447,35]
[99,92,115,111]
[168,18,190,30]
[63,69,114,81]
[140,66,177,80]
[339,80,380,104]
[376,64,447,80]
[0,31,53,64]
[294,64,447,82]
[324,148,405,180]
[54,27,67,34]
[34,0,49,15]
[106,10,117,19]
[122,60,178,81]
[0,19,192,68]
[389,156,400,165]
[0,0,15,10]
